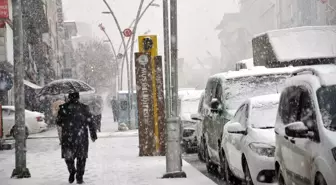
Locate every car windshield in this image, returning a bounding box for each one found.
[249,103,279,128]
[317,85,336,131]
[181,98,200,115]
[224,74,288,110]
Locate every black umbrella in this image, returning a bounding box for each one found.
[38,79,94,96]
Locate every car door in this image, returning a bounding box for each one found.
[275,86,302,184]
[225,104,245,173]
[228,103,248,174]
[204,78,218,156]
[2,108,15,136]
[288,85,317,185]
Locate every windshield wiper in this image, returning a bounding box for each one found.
[257,126,274,129]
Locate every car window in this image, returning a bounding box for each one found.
[197,93,205,115]
[205,78,218,106]
[279,86,302,125]
[298,88,316,129]
[233,104,245,123]
[239,104,248,126]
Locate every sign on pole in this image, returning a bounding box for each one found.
[154,56,166,155]
[0,0,9,19]
[135,53,155,156]
[123,28,133,37]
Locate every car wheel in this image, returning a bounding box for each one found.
[205,144,217,174]
[278,170,286,185]
[244,161,254,185]
[223,150,240,184]
[315,174,327,185]
[218,148,226,180]
[198,138,205,162]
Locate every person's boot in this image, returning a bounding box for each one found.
[76,175,84,184]
[68,171,76,184]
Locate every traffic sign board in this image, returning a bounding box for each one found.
[123,28,132,37]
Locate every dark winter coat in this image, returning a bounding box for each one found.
[56,100,97,159]
[111,100,119,113]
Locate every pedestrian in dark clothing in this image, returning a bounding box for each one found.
[56,92,98,184]
[111,96,119,122]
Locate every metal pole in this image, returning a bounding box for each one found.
[163,0,171,119]
[118,0,155,91]
[163,0,186,178]
[11,0,30,178]
[102,0,132,127]
[128,0,145,129]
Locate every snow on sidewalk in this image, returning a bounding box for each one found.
[0,136,216,185]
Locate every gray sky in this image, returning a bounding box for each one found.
[63,0,239,63]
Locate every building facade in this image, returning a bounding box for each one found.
[275,0,333,28]
[217,0,276,71]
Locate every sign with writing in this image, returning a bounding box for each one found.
[154,56,166,155]
[0,0,9,19]
[56,0,65,67]
[135,53,155,156]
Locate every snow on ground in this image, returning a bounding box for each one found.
[0,136,216,185]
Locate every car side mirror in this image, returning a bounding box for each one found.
[210,98,222,114]
[191,113,202,121]
[227,122,247,135]
[285,122,313,139]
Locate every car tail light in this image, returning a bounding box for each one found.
[36,116,44,122]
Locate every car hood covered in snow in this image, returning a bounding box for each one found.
[249,128,275,146]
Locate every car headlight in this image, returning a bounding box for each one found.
[249,142,275,157]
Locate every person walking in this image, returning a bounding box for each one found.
[111,96,119,122]
[56,92,98,184]
[52,99,65,145]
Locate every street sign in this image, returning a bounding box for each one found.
[0,0,9,19]
[138,35,158,57]
[135,53,155,156]
[123,28,132,37]
[0,70,13,91]
[117,53,123,59]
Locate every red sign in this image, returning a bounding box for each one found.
[123,28,133,37]
[0,0,9,19]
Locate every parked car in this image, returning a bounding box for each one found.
[179,90,204,153]
[190,91,206,161]
[202,66,300,173]
[2,106,47,137]
[275,64,336,185]
[220,94,280,185]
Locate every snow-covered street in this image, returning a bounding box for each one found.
[0,109,217,185]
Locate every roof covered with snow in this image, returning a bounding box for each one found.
[259,26,336,62]
[291,64,336,86]
[249,93,280,108]
[211,65,300,80]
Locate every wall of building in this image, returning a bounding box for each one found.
[276,0,329,28]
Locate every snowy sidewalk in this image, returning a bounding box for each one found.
[0,136,216,185]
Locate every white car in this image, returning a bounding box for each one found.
[220,94,280,185]
[275,65,336,185]
[2,106,48,137]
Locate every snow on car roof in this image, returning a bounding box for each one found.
[236,58,254,69]
[257,26,336,62]
[249,94,280,108]
[291,64,336,86]
[211,65,299,80]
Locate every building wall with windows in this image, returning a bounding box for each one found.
[276,0,329,28]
